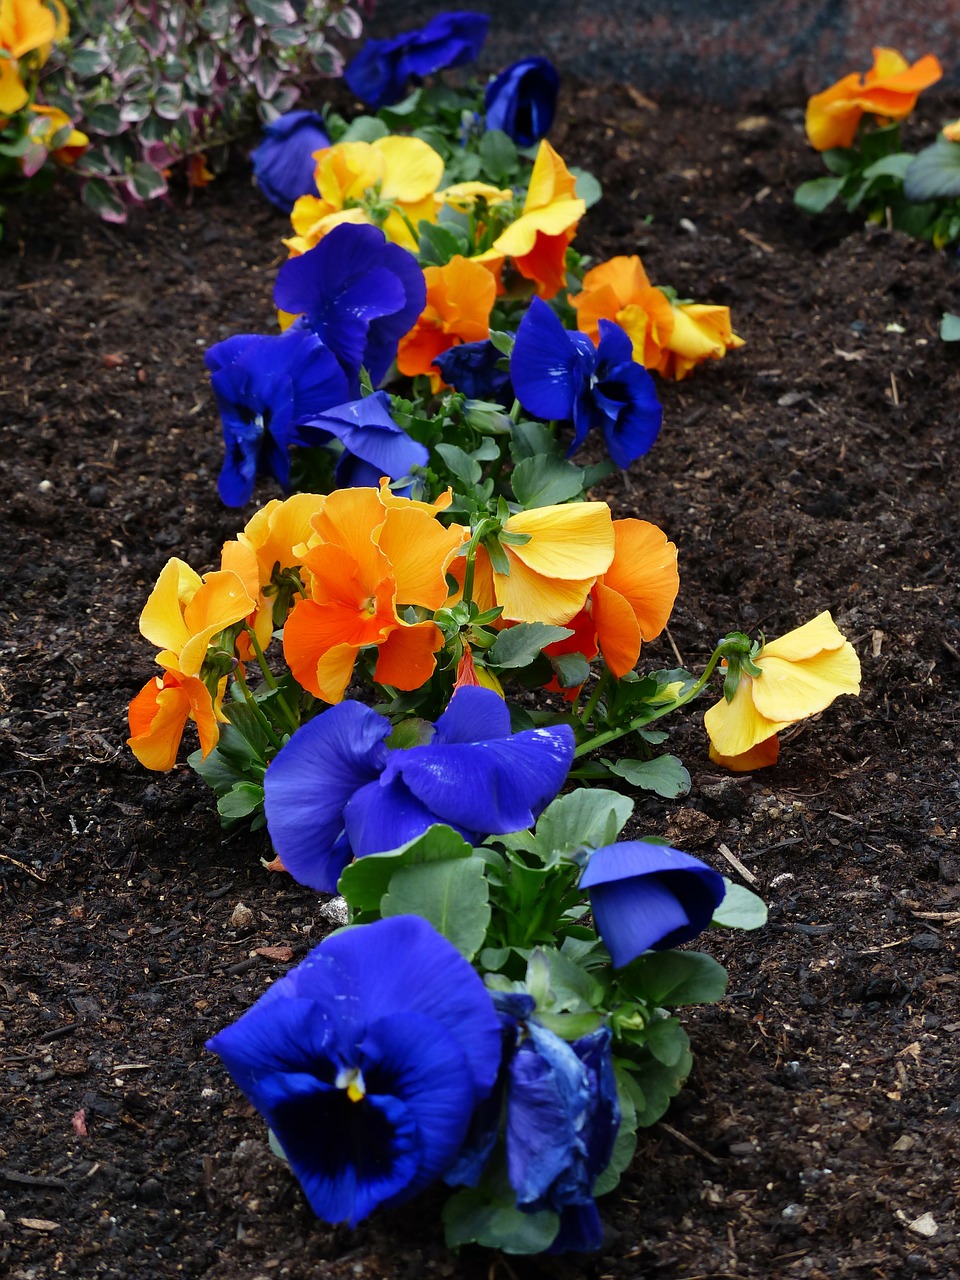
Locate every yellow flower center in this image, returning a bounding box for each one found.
[335,1065,366,1103]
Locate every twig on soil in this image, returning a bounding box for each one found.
[657,1121,721,1165]
[716,842,758,885]
[0,853,45,880]
[664,625,684,668]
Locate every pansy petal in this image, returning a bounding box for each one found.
[263,701,391,891]
[758,610,847,662]
[703,678,790,759]
[506,502,615,580]
[709,734,780,772]
[373,621,444,691]
[591,581,642,678]
[603,519,679,640]
[751,644,862,723]
[511,296,582,419]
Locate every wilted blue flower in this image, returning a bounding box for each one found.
[345,11,490,110]
[448,991,620,1253]
[274,223,426,395]
[294,389,428,489]
[580,841,727,968]
[511,297,662,468]
[264,686,575,892]
[251,110,330,213]
[207,915,503,1226]
[205,328,350,507]
[484,57,560,147]
[432,339,513,403]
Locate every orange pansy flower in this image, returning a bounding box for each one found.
[283,487,465,703]
[805,48,943,152]
[127,669,227,771]
[396,255,496,390]
[570,255,675,368]
[544,519,679,698]
[654,302,745,382]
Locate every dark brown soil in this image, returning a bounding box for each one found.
[1,82,959,1280]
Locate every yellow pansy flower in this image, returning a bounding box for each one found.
[704,612,861,771]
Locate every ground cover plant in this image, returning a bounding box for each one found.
[1,15,959,1280]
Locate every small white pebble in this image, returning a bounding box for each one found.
[38,479,53,493]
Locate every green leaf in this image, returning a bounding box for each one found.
[417,219,469,265]
[643,1014,688,1067]
[617,951,729,1006]
[619,1033,693,1126]
[940,312,960,342]
[126,161,168,201]
[861,153,913,182]
[70,46,112,77]
[381,858,491,960]
[247,0,297,23]
[478,129,519,183]
[527,946,603,1013]
[820,147,857,176]
[570,166,603,207]
[794,175,844,215]
[85,103,124,136]
[608,754,691,799]
[81,178,127,223]
[443,1188,558,1253]
[550,652,590,689]
[338,824,473,913]
[712,878,768,930]
[340,115,389,143]
[216,781,265,823]
[435,442,482,486]
[535,787,634,856]
[593,1070,638,1195]
[488,621,573,668]
[904,138,960,201]
[511,454,585,507]
[508,418,555,460]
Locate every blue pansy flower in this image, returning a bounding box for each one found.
[251,110,330,213]
[580,841,727,968]
[432,339,513,404]
[293,389,428,490]
[484,57,560,147]
[207,915,503,1226]
[511,296,663,469]
[205,328,350,507]
[345,11,490,110]
[274,223,426,395]
[447,992,620,1253]
[264,686,575,892]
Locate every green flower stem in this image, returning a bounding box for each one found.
[459,516,498,608]
[233,668,285,754]
[509,398,522,423]
[573,643,727,759]
[579,665,611,729]
[243,624,299,736]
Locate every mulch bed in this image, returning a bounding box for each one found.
[1,80,958,1280]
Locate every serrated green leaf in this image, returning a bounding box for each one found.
[608,754,690,799]
[443,1188,558,1253]
[338,824,473,913]
[488,621,573,668]
[617,951,729,1006]
[381,857,490,960]
[435,442,482,486]
[535,787,634,856]
[511,454,585,507]
[216,781,265,823]
[550,652,590,689]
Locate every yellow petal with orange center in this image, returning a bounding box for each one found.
[581,255,653,301]
[239,493,328,585]
[494,198,584,257]
[179,570,256,676]
[703,677,791,759]
[505,502,615,580]
[524,139,578,209]
[708,734,780,773]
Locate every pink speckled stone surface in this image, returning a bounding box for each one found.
[363,1,960,102]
